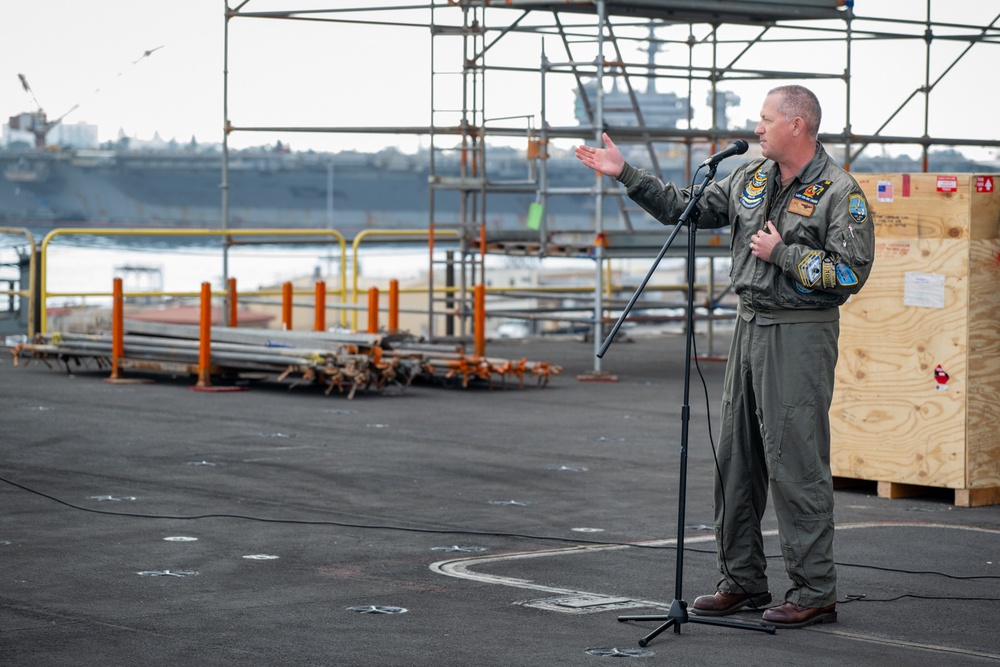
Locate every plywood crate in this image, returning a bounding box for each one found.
[831,173,1000,506]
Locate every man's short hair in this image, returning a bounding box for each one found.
[769,84,822,138]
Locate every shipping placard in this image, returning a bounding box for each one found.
[936,175,958,193]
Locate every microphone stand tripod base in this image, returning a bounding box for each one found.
[618,601,777,646]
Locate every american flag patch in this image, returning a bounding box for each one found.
[877,180,893,202]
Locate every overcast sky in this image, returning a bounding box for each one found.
[1,1,995,159]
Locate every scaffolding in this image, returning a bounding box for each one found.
[221,1,1000,360]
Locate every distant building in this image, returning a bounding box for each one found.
[2,120,99,149]
[1,121,34,148]
[48,121,99,149]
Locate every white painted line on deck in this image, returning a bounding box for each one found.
[430,521,1000,616]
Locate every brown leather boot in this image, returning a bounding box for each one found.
[690,590,772,616]
[761,601,837,628]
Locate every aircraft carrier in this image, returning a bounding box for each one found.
[0,145,628,234]
[4,67,990,239]
[0,73,735,237]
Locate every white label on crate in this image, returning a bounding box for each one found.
[903,272,945,309]
[936,175,958,192]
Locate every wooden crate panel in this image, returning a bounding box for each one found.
[833,173,1000,499]
[969,177,1000,240]
[832,238,969,488]
[966,239,1000,488]
[855,173,1000,240]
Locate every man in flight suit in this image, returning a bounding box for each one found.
[574,84,875,628]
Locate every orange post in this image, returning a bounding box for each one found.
[227,277,238,328]
[388,279,399,332]
[314,281,326,332]
[367,287,379,333]
[197,281,212,388]
[474,283,486,357]
[282,281,293,331]
[111,277,124,379]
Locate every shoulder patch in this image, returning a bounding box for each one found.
[796,251,824,287]
[835,258,859,287]
[740,166,768,209]
[848,193,869,224]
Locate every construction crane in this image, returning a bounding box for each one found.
[8,74,78,149]
[9,47,164,150]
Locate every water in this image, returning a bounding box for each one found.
[3,230,711,340]
[38,241,436,307]
[26,234,603,308]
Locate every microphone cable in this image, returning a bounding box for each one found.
[0,471,676,551]
[2,470,999,608]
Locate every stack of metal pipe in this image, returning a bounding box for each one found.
[8,321,561,397]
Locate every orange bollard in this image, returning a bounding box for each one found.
[227,277,238,328]
[197,281,212,388]
[368,287,378,333]
[111,277,124,379]
[314,281,326,332]
[367,287,380,333]
[282,281,293,331]
[388,279,399,332]
[474,283,486,357]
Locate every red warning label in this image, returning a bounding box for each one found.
[976,176,995,193]
[936,176,958,193]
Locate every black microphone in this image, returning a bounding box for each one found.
[701,139,749,167]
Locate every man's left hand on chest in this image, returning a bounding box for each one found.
[750,221,782,263]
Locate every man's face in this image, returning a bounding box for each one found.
[755,93,794,161]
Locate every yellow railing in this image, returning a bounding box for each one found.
[39,228,348,334]
[0,227,38,336]
[29,226,720,339]
[349,228,458,331]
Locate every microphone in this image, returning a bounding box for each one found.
[701,139,749,167]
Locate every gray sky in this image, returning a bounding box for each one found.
[1,1,995,159]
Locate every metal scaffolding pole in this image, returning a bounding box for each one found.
[219,1,1000,348]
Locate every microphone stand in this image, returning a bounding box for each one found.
[598,161,776,646]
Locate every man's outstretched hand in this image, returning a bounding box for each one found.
[574,132,624,179]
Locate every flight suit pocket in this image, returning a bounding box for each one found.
[719,395,734,462]
[768,400,822,483]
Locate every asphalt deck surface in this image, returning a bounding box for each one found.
[2,332,1000,666]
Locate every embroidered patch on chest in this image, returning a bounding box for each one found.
[740,166,768,209]
[795,180,833,205]
[787,198,815,217]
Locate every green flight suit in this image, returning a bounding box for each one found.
[616,142,875,607]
